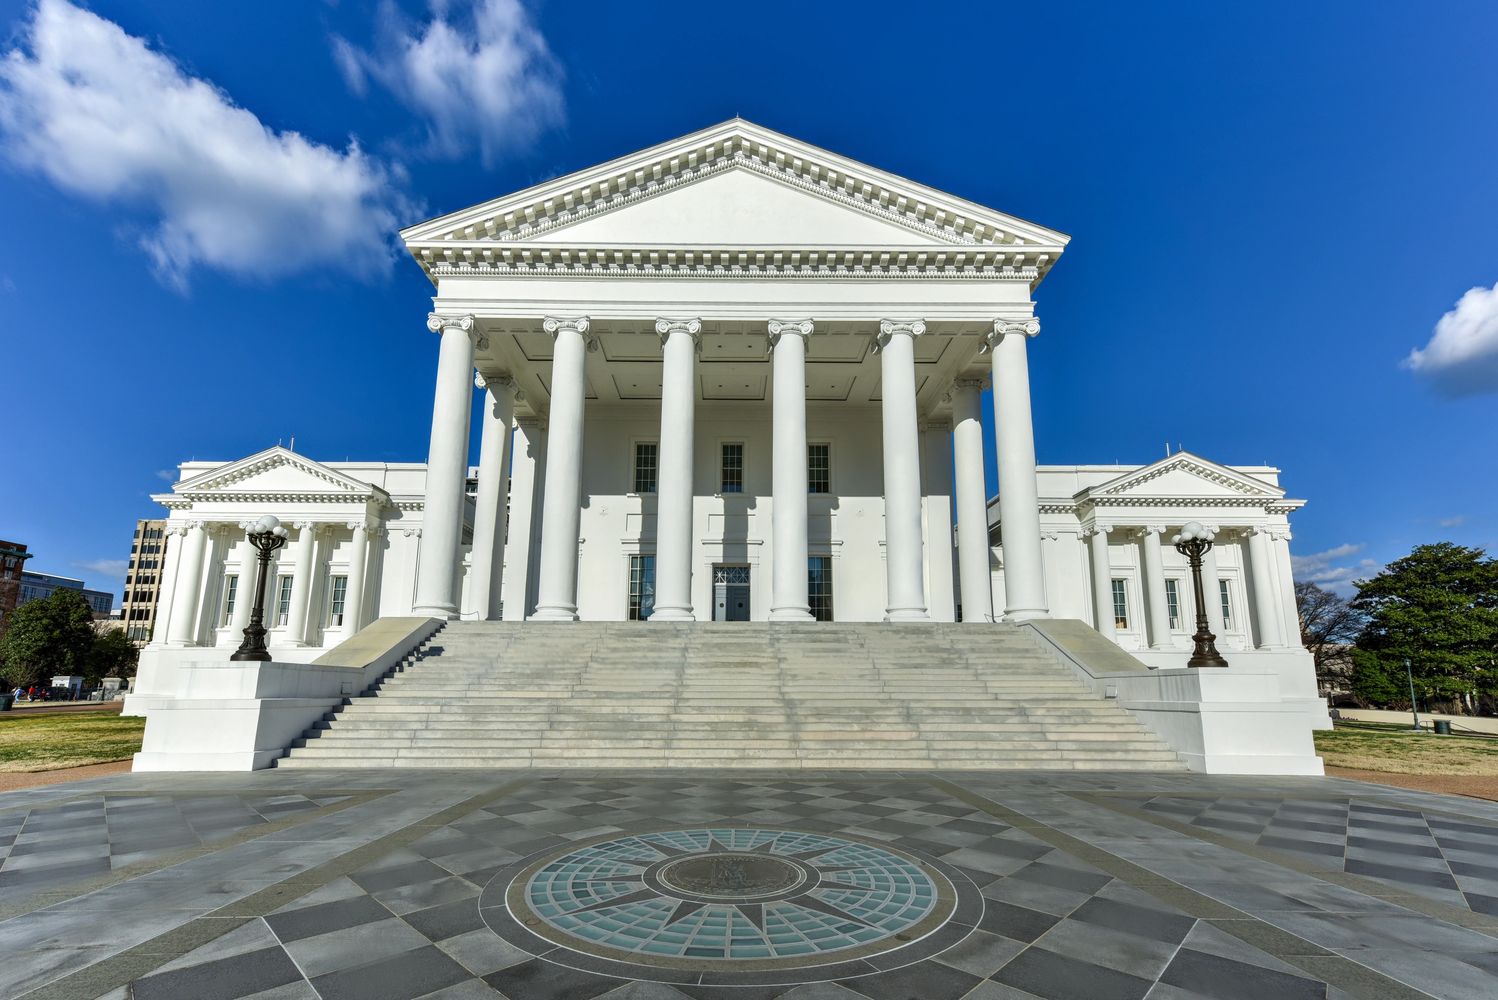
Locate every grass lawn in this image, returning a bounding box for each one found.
[0,709,146,772]
[1315,721,1498,775]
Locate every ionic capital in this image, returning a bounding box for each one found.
[655,317,703,347]
[984,317,1041,350]
[875,319,926,354]
[1083,523,1113,539]
[767,318,814,346]
[402,526,422,538]
[347,519,372,534]
[1140,524,1168,537]
[427,313,475,335]
[291,520,317,532]
[943,376,989,404]
[475,370,521,402]
[542,316,591,338]
[1267,526,1292,541]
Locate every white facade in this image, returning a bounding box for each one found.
[127,119,1328,755]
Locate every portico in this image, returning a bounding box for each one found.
[401,119,1067,625]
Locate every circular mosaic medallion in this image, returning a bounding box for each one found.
[480,827,981,985]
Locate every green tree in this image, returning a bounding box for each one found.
[1351,543,1498,713]
[0,588,98,688]
[87,629,139,683]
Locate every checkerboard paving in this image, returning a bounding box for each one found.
[1129,793,1498,914]
[122,776,1339,1000]
[0,791,347,896]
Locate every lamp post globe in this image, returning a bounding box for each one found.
[1173,522,1228,669]
[231,515,289,662]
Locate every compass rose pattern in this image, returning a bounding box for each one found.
[519,828,942,961]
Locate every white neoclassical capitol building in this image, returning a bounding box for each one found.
[128,121,1327,772]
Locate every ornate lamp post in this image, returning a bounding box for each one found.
[1173,521,1228,668]
[231,515,289,662]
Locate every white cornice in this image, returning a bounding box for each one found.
[409,244,1050,282]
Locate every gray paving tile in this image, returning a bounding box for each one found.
[284,916,431,978]
[836,959,981,1000]
[131,945,302,1000]
[434,928,532,977]
[311,943,472,1000]
[265,894,391,943]
[993,945,1154,1000]
[483,957,624,1000]
[932,928,1026,976]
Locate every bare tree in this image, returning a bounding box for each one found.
[1295,581,1364,668]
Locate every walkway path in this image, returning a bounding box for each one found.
[2,768,1496,999]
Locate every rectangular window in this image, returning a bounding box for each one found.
[1219,579,1234,630]
[808,557,834,622]
[327,575,348,627]
[808,443,830,494]
[633,442,658,493]
[1111,579,1129,629]
[275,575,293,626]
[1165,579,1182,630]
[720,442,744,494]
[628,555,655,621]
[220,575,238,626]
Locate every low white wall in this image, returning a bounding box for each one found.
[1134,647,1333,733]
[132,617,441,772]
[1024,619,1324,776]
[1337,708,1498,736]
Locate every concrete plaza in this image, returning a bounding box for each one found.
[3,769,1496,1000]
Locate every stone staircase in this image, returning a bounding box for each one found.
[275,622,1184,770]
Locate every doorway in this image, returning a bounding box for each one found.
[712,564,751,621]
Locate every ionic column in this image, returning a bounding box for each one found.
[166,520,208,647]
[1201,532,1225,637]
[651,318,702,622]
[469,371,520,620]
[344,520,371,633]
[229,524,258,633]
[1139,525,1172,649]
[986,319,1048,620]
[877,320,931,622]
[949,378,992,622]
[1084,524,1116,640]
[414,313,481,618]
[1271,527,1301,647]
[533,316,592,622]
[284,522,318,645]
[768,319,814,621]
[1247,526,1286,648]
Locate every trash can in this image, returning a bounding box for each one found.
[1433,719,1452,736]
[0,694,13,711]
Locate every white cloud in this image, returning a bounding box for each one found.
[0,0,414,290]
[155,469,178,482]
[333,0,564,166]
[1291,543,1382,597]
[1438,515,1466,529]
[76,558,127,582]
[1405,281,1498,397]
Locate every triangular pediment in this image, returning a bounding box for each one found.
[172,447,384,499]
[1084,452,1284,501]
[402,119,1068,261]
[525,166,951,247]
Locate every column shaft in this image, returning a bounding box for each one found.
[1140,527,1172,649]
[1201,544,1226,637]
[414,314,478,618]
[1087,527,1117,640]
[950,381,992,622]
[284,523,317,645]
[988,321,1048,620]
[769,320,813,621]
[533,317,591,621]
[878,321,930,621]
[345,522,370,633]
[1248,528,1285,648]
[469,373,517,620]
[166,522,208,647]
[651,319,701,621]
[230,530,257,632]
[1273,531,1302,647]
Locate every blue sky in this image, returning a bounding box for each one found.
[2,0,1496,605]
